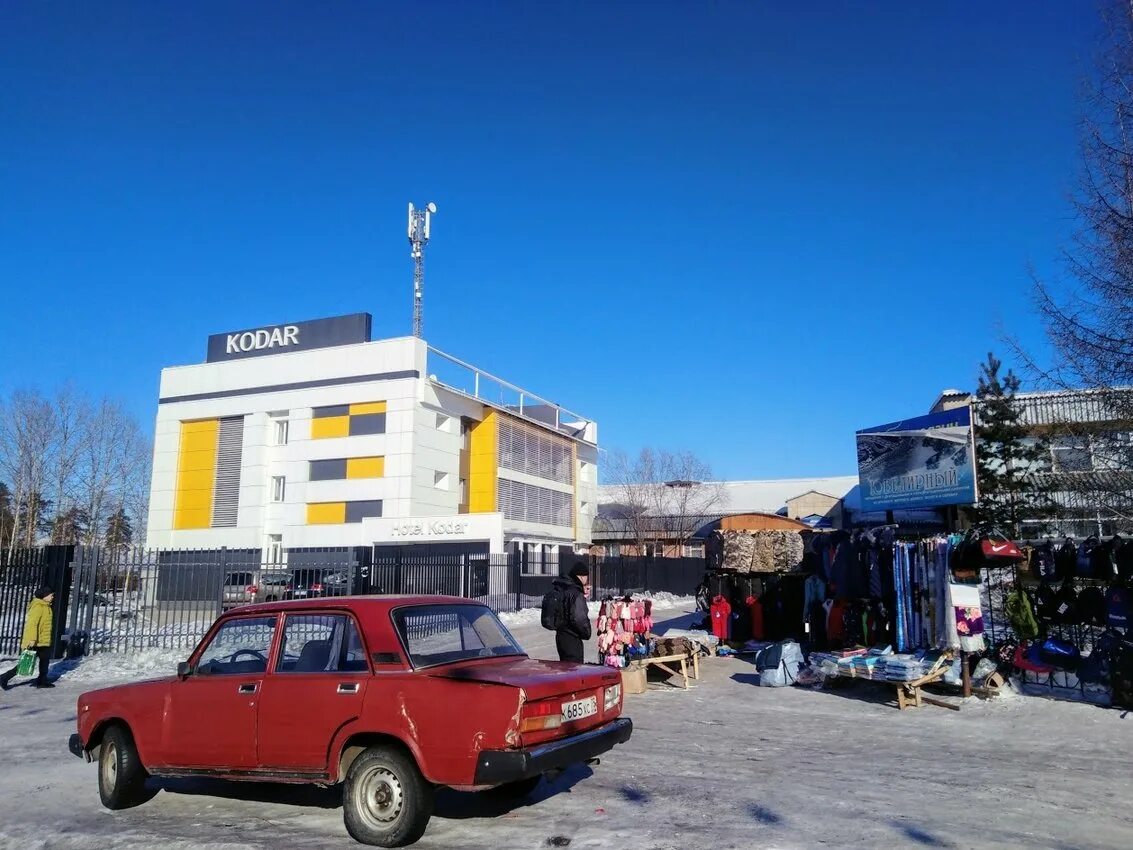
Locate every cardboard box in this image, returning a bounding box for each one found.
[621,665,647,695]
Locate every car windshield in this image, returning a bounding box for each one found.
[392,604,525,669]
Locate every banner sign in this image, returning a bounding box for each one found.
[855,407,977,511]
[207,313,372,362]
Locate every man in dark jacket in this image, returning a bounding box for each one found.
[553,563,592,663]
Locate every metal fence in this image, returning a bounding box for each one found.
[0,546,705,658]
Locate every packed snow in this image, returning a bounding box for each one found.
[2,600,1132,849]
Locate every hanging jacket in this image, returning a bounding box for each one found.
[710,596,732,641]
[1005,588,1040,640]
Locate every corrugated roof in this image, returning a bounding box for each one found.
[597,476,859,516]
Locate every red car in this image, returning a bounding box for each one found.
[68,596,632,847]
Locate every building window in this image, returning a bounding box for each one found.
[497,478,574,527]
[605,544,621,558]
[306,500,383,525]
[309,457,385,480]
[273,419,289,446]
[460,478,468,504]
[434,471,450,490]
[271,476,286,503]
[311,402,386,439]
[497,417,575,486]
[266,534,283,565]
[1051,436,1093,473]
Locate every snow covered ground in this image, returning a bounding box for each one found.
[2,600,1133,849]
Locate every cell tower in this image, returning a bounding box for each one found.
[407,202,436,338]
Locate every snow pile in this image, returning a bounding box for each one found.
[59,648,186,685]
[498,593,695,629]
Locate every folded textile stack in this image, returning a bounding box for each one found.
[883,655,926,682]
[850,655,883,680]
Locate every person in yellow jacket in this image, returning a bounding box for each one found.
[1,586,56,690]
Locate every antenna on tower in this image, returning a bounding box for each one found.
[407,201,437,338]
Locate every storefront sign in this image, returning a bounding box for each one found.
[856,407,977,511]
[389,520,472,538]
[206,313,372,362]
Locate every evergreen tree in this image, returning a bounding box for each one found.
[105,507,133,550]
[971,353,1058,536]
[51,506,90,546]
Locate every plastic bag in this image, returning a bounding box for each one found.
[17,650,36,677]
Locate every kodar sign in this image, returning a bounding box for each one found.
[206,313,372,362]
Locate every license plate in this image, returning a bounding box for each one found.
[561,696,597,723]
[294,590,308,597]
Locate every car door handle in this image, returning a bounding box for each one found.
[238,683,258,694]
[337,683,359,694]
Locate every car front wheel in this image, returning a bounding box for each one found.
[343,746,433,847]
[98,725,148,810]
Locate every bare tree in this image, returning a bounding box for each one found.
[0,389,55,557]
[602,448,726,554]
[1013,1,1133,529]
[48,384,90,544]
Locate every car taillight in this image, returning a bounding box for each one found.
[519,700,562,734]
[246,585,259,594]
[312,583,324,592]
[285,584,293,591]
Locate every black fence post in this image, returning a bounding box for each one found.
[512,549,522,613]
[217,547,228,617]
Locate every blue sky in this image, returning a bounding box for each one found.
[0,2,1096,479]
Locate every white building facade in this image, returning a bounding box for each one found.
[145,314,598,559]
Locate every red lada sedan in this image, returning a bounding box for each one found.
[68,596,632,847]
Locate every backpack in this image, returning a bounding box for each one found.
[1055,541,1078,580]
[1038,636,1081,671]
[755,640,804,687]
[540,585,567,630]
[1005,588,1040,640]
[1110,636,1133,710]
[1078,586,1107,626]
[1079,631,1120,684]
[1107,585,1133,630]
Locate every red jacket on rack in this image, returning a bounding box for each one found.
[710,595,732,641]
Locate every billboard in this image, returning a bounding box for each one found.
[855,407,977,511]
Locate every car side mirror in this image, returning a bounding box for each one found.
[176,662,192,680]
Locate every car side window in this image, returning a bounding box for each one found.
[195,616,277,675]
[277,614,369,674]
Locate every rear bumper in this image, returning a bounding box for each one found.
[473,717,632,785]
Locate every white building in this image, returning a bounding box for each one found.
[145,313,599,560]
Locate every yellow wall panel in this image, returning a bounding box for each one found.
[311,415,349,439]
[307,502,347,524]
[174,508,212,530]
[346,456,384,479]
[349,401,387,415]
[468,410,498,513]
[174,419,218,530]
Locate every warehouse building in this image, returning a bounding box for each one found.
[145,313,599,562]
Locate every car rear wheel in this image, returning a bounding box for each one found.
[343,746,433,847]
[98,725,148,810]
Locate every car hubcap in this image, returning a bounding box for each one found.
[356,766,404,827]
[102,743,117,792]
